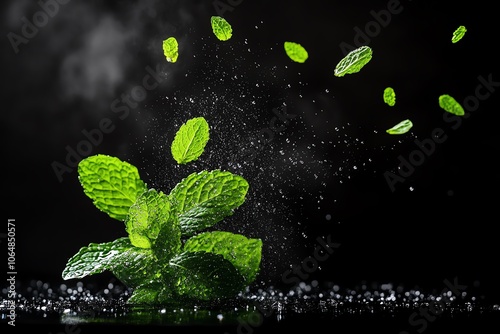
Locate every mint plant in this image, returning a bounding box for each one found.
[62,116,262,304]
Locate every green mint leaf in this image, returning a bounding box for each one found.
[439,94,465,116]
[162,36,179,63]
[284,41,308,63]
[452,25,467,43]
[183,231,262,285]
[78,154,147,221]
[125,189,180,254]
[110,244,160,289]
[169,170,249,236]
[211,16,232,41]
[171,117,210,164]
[169,251,246,300]
[62,237,160,289]
[334,45,373,77]
[383,87,396,106]
[62,237,132,280]
[127,281,169,305]
[386,119,413,135]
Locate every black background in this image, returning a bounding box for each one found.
[2,0,500,304]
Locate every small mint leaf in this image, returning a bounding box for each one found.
[171,117,210,164]
[386,119,413,135]
[452,25,467,43]
[439,94,465,116]
[169,251,245,300]
[383,87,396,107]
[284,41,308,63]
[78,154,147,221]
[183,231,262,285]
[162,36,179,63]
[169,170,249,236]
[127,281,166,305]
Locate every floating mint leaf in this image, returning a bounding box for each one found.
[334,45,373,77]
[184,231,262,285]
[171,117,210,164]
[439,94,464,116]
[169,170,249,236]
[284,41,308,63]
[168,251,246,300]
[386,119,413,135]
[125,189,180,254]
[78,155,147,220]
[211,16,232,41]
[452,25,467,43]
[383,87,396,106]
[162,36,179,63]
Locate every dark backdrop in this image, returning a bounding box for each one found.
[2,0,499,302]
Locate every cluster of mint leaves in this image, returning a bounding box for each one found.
[62,116,263,304]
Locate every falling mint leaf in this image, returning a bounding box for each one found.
[168,251,246,300]
[168,170,249,236]
[211,16,232,41]
[334,45,373,77]
[383,87,396,106]
[78,155,147,220]
[439,94,464,116]
[284,41,308,63]
[452,25,467,43]
[171,117,210,164]
[386,119,413,135]
[162,36,179,63]
[111,247,160,289]
[184,231,262,285]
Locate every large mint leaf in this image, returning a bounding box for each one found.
[162,36,179,63]
[125,189,180,254]
[171,117,210,164]
[78,154,147,220]
[284,41,308,63]
[334,45,373,77]
[168,170,249,236]
[211,16,232,41]
[168,251,245,300]
[183,231,262,285]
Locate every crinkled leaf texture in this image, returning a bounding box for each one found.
[62,237,159,289]
[184,231,262,285]
[78,154,147,221]
[169,170,249,236]
[211,16,232,41]
[334,45,373,77]
[125,188,181,254]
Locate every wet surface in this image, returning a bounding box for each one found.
[2,280,499,333]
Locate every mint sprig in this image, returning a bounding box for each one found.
[62,117,262,304]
